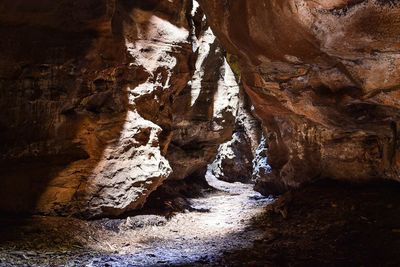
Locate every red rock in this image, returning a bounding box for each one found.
[199,0,400,193]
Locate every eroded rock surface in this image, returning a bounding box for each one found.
[165,26,239,181]
[0,0,239,217]
[210,91,263,183]
[0,0,136,216]
[199,0,400,193]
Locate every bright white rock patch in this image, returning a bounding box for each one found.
[212,57,240,130]
[126,11,189,74]
[252,135,272,180]
[190,27,216,106]
[86,108,172,215]
[209,132,240,179]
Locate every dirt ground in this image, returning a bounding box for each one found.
[215,179,400,267]
[0,173,272,266]
[0,178,400,266]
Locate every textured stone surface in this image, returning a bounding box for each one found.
[4,0,399,217]
[0,0,236,217]
[200,0,400,193]
[0,0,132,216]
[210,91,262,183]
[166,22,240,181]
[0,0,186,217]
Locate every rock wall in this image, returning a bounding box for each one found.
[210,91,263,184]
[5,0,396,216]
[0,0,239,217]
[199,0,400,193]
[165,6,240,181]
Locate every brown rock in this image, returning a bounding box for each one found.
[0,0,240,217]
[210,91,262,183]
[0,0,191,217]
[199,0,400,193]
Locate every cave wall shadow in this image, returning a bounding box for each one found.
[0,0,132,216]
[210,179,400,267]
[0,0,198,219]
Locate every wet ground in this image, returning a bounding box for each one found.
[0,173,273,266]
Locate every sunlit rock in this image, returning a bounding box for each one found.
[0,0,242,217]
[199,0,400,193]
[0,0,194,217]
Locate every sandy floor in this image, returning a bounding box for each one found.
[215,180,400,267]
[2,178,399,266]
[0,173,273,266]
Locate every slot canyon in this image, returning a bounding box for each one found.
[0,0,399,266]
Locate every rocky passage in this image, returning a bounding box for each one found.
[0,173,272,266]
[2,178,400,267]
[200,0,400,193]
[2,0,399,219]
[0,0,253,218]
[1,0,400,266]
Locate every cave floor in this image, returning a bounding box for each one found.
[215,179,400,267]
[1,178,400,267]
[0,174,272,266]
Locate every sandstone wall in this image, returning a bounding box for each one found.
[0,0,239,217]
[199,0,400,193]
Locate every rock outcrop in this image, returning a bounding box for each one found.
[0,0,187,217]
[210,91,262,183]
[199,0,400,193]
[4,0,399,217]
[0,0,239,217]
[165,7,240,181]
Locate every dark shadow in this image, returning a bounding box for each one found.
[127,173,217,219]
[0,0,197,217]
[190,39,224,121]
[213,179,400,267]
[4,178,400,266]
[0,0,130,216]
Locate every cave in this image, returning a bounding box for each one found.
[0,0,400,266]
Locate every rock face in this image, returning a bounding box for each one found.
[0,0,185,217]
[199,0,400,193]
[165,7,240,181]
[0,0,239,217]
[4,0,399,217]
[210,91,262,183]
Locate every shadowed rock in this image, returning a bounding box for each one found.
[199,0,400,193]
